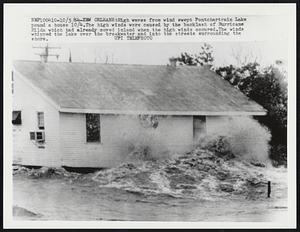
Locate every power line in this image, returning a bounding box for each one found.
[33,43,61,63]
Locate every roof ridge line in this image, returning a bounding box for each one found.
[13,59,208,68]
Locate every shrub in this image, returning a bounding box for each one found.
[270,144,287,167]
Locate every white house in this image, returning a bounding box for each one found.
[12,60,266,168]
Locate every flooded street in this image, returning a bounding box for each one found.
[14,175,287,221]
[13,149,288,221]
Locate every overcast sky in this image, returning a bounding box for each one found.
[11,41,287,68]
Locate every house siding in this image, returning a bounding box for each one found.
[12,71,61,167]
[206,116,231,134]
[59,113,193,168]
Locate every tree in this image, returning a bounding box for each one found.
[172,45,288,165]
[215,63,287,165]
[175,43,214,66]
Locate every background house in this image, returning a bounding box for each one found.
[12,60,266,168]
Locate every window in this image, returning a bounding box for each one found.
[37,112,44,129]
[12,111,22,125]
[86,113,101,142]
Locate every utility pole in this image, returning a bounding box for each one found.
[33,44,61,63]
[267,181,271,198]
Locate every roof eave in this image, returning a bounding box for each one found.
[59,108,267,116]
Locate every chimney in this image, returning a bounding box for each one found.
[69,49,72,63]
[169,57,177,67]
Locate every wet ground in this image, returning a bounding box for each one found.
[13,148,288,221]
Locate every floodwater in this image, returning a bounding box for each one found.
[13,149,288,221]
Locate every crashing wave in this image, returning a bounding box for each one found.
[13,148,286,201]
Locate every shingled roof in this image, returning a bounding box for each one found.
[13,60,266,115]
